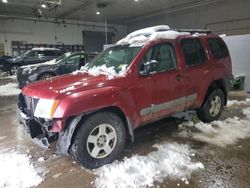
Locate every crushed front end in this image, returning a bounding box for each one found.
[17,93,61,148]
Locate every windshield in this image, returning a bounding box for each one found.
[56,52,72,63]
[84,45,141,73]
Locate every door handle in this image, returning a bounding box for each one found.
[176,75,183,81]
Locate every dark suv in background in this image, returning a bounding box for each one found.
[17,52,97,88]
[6,48,64,75]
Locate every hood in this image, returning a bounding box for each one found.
[22,72,110,99]
[7,56,23,63]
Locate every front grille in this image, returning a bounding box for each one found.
[18,93,39,117]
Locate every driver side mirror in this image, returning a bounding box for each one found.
[140,60,158,76]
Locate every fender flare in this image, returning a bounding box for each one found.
[56,110,135,155]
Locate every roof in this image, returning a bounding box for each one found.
[31,48,60,51]
[117,25,212,46]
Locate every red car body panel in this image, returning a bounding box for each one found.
[21,34,232,132]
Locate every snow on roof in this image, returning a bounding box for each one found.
[32,47,60,51]
[117,25,187,46]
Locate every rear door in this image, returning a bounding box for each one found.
[179,38,209,109]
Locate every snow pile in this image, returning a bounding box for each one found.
[94,143,204,188]
[117,25,187,46]
[0,151,44,188]
[178,107,250,147]
[226,98,250,108]
[73,64,127,80]
[0,83,20,96]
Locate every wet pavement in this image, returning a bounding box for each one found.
[0,76,250,188]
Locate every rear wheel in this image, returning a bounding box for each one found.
[70,111,126,169]
[38,73,54,80]
[197,89,225,123]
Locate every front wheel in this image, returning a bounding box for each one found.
[9,65,19,75]
[197,89,225,123]
[38,73,54,80]
[70,111,126,169]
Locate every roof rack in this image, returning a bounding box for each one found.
[174,29,212,35]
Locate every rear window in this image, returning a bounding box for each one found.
[181,38,206,66]
[208,38,228,59]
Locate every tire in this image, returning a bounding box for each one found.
[9,65,19,75]
[70,111,126,169]
[38,73,54,80]
[197,88,225,123]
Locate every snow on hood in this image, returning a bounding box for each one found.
[117,25,187,46]
[94,142,204,188]
[178,107,250,147]
[72,64,127,80]
[21,59,57,70]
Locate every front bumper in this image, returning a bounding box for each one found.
[17,94,58,148]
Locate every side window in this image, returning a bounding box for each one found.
[181,38,206,66]
[208,38,228,59]
[66,55,81,64]
[27,51,38,57]
[140,43,177,73]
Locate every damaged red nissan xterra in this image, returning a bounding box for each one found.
[17,25,232,169]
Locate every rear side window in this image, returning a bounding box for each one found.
[38,50,57,56]
[181,38,206,66]
[208,38,228,59]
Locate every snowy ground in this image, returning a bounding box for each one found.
[94,143,204,188]
[0,151,44,188]
[178,107,250,147]
[0,83,20,96]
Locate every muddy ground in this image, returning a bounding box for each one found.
[0,77,250,188]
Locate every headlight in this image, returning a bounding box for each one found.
[34,99,60,119]
[22,66,37,74]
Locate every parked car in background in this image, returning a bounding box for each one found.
[6,48,64,75]
[0,55,14,72]
[17,52,98,88]
[17,25,232,169]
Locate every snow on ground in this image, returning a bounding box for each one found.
[0,136,6,140]
[94,143,204,188]
[0,83,20,96]
[0,150,44,188]
[226,98,250,108]
[178,107,250,147]
[0,75,16,80]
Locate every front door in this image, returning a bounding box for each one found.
[136,42,187,123]
[60,54,82,74]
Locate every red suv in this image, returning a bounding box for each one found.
[17,25,232,169]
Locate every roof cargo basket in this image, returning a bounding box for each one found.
[174,29,212,35]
